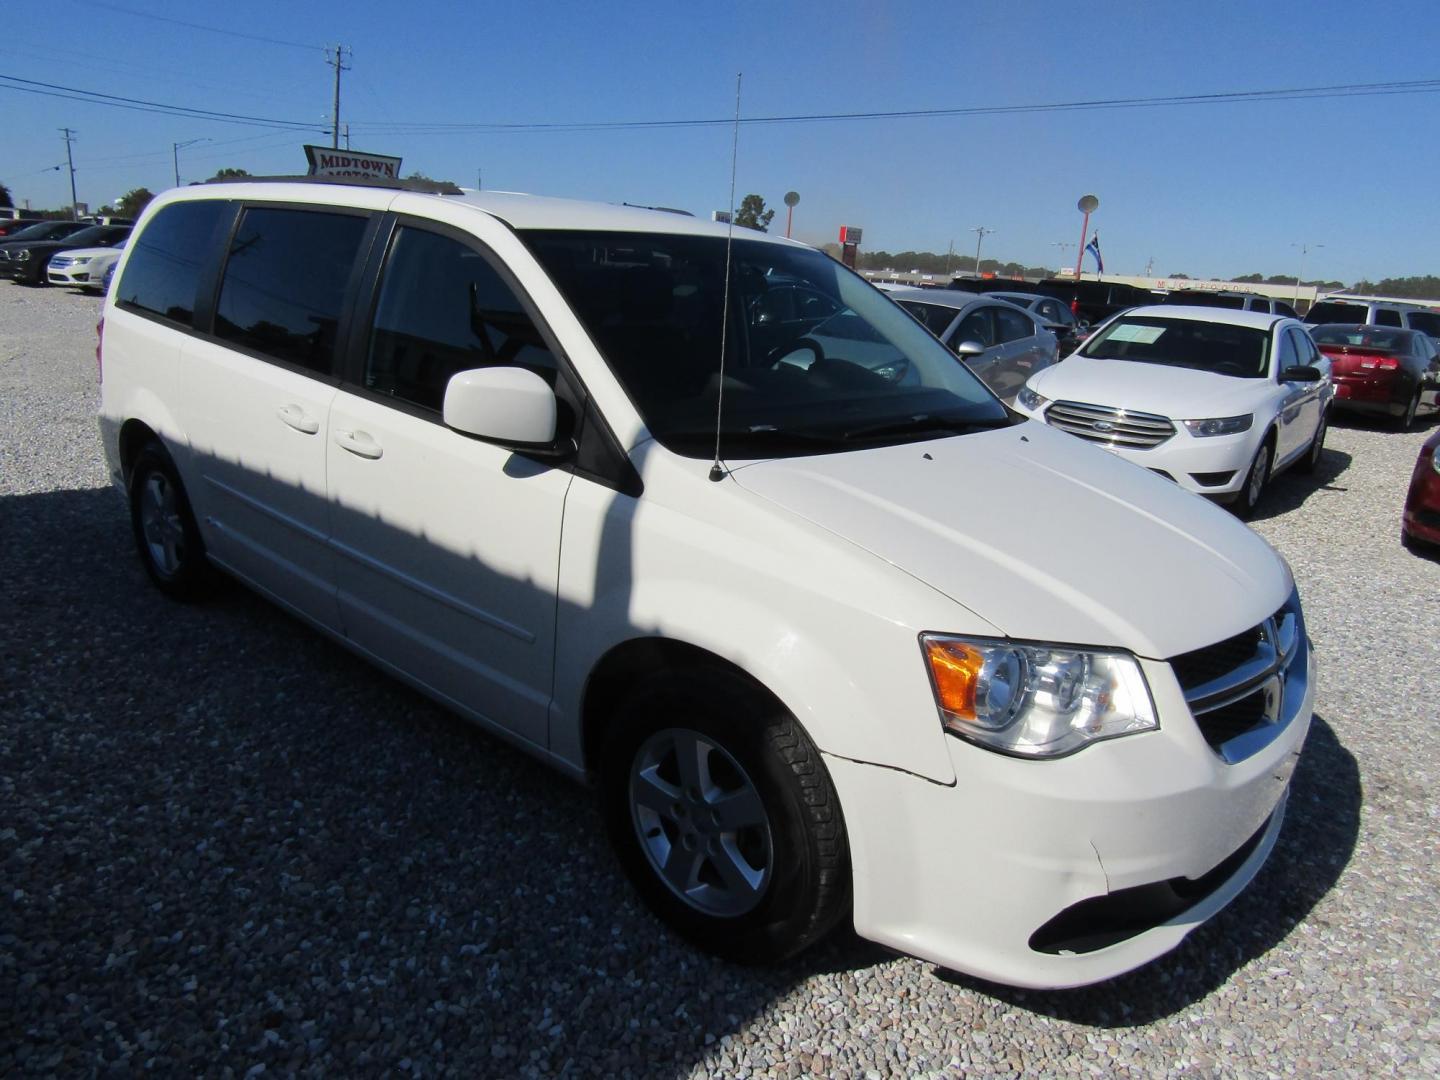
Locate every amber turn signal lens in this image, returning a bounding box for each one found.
[924,638,983,721]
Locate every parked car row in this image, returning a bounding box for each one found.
[0,221,131,286]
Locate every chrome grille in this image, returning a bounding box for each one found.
[1170,595,1307,763]
[49,255,74,270]
[1044,401,1176,448]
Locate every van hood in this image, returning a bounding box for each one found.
[1030,357,1265,418]
[729,421,1290,659]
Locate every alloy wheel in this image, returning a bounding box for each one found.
[629,727,773,918]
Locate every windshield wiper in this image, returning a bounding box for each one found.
[662,426,849,451]
[839,414,1009,441]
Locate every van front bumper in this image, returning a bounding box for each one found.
[827,649,1313,989]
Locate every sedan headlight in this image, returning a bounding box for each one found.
[921,634,1157,758]
[1182,414,1253,437]
[14,250,30,261]
[71,256,92,265]
[1017,386,1048,412]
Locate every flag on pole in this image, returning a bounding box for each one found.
[1085,232,1104,273]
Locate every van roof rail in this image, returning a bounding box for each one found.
[201,174,464,195]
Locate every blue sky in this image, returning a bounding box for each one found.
[5,0,1439,284]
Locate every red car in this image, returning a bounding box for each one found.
[1310,324,1440,429]
[1402,428,1440,552]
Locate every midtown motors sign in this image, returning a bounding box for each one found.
[304,146,403,181]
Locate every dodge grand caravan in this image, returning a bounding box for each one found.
[97,178,1314,989]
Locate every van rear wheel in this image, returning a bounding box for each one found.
[129,442,212,600]
[599,669,849,964]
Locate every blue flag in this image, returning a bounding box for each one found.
[1085,233,1104,273]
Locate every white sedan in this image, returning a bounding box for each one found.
[1015,306,1332,516]
[46,241,126,292]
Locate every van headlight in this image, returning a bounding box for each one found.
[921,634,1157,758]
[1017,386,1048,412]
[1182,414,1253,437]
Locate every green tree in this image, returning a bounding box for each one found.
[734,194,774,232]
[210,167,250,180]
[115,188,156,219]
[0,182,12,209]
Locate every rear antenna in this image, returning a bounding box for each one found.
[709,72,742,483]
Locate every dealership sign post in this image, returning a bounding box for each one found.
[304,146,403,181]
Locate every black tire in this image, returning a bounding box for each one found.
[1297,410,1327,475]
[600,668,849,965]
[1396,389,1420,431]
[128,442,213,600]
[1235,438,1272,519]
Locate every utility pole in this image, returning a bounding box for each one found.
[971,226,994,274]
[172,138,207,188]
[1292,242,1323,307]
[946,238,955,277]
[343,123,351,150]
[326,45,351,150]
[59,128,78,219]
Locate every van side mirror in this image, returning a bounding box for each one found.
[443,367,558,447]
[1281,365,1322,383]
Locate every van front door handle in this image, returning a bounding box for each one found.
[277,404,320,434]
[334,429,383,460]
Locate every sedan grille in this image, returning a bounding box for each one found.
[50,255,74,269]
[1044,401,1175,449]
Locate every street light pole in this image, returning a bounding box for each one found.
[972,225,993,274]
[1073,194,1099,279]
[1292,242,1324,307]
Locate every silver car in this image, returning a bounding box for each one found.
[884,287,1059,403]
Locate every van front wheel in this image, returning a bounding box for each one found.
[600,669,849,964]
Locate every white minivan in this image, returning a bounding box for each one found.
[98,178,1314,989]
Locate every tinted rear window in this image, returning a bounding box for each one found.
[1305,301,1369,324]
[1167,293,1245,309]
[1311,325,1411,352]
[116,201,226,327]
[214,207,369,375]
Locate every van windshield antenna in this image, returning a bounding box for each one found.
[709,73,742,483]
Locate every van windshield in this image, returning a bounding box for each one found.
[520,230,1009,458]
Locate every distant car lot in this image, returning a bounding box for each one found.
[3,282,1438,1076]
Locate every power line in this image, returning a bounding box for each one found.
[5,71,1439,142]
[0,74,323,130]
[347,76,1440,133]
[67,0,320,51]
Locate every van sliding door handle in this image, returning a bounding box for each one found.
[276,404,320,434]
[334,429,383,460]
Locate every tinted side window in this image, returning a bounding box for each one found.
[1405,311,1440,337]
[950,308,995,348]
[1274,301,1298,318]
[993,305,1034,344]
[1249,298,1271,313]
[898,301,958,336]
[215,207,368,375]
[116,200,226,327]
[1276,329,1301,374]
[1375,308,1402,327]
[365,226,558,412]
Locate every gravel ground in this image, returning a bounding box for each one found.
[3,281,1438,1077]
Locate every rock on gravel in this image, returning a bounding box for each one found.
[3,283,1439,1076]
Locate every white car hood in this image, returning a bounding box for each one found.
[730,421,1291,659]
[1031,357,1265,418]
